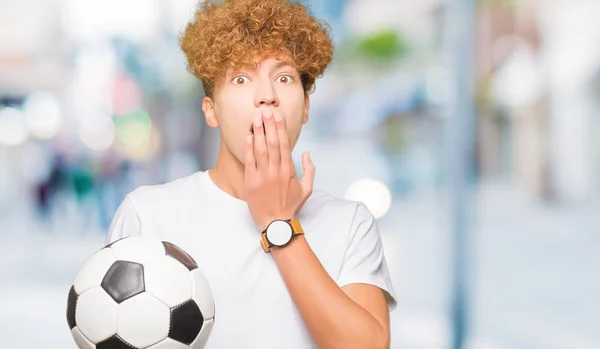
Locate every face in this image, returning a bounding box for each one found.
[202,55,309,164]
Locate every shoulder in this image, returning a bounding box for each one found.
[301,190,374,227]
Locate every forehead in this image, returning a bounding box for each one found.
[229,54,296,73]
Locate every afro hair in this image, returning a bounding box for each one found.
[180,0,334,97]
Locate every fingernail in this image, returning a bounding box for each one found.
[254,117,262,127]
[274,113,282,122]
[247,135,253,143]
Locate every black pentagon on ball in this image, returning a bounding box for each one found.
[96,335,136,349]
[101,261,145,304]
[162,241,198,271]
[66,286,78,329]
[169,299,204,344]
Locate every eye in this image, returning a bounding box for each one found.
[232,76,249,85]
[276,75,294,84]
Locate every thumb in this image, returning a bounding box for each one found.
[300,152,315,194]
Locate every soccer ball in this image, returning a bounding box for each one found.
[66,236,215,349]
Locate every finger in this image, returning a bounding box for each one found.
[276,113,293,171]
[244,134,256,178]
[253,116,268,172]
[263,111,280,169]
[300,152,315,195]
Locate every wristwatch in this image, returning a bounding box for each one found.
[260,219,304,253]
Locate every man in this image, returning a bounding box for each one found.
[107,0,397,348]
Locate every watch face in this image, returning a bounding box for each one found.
[266,220,293,246]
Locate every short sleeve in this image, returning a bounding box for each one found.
[106,195,142,245]
[337,203,397,312]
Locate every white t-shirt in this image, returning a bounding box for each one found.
[107,170,397,349]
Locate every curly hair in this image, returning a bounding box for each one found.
[179,0,334,98]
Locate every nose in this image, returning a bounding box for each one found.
[254,81,279,107]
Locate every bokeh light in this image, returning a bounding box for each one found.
[22,92,63,140]
[0,107,29,146]
[79,116,116,151]
[114,109,153,148]
[344,178,393,219]
[114,124,162,161]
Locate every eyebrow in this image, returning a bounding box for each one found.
[272,61,293,71]
[230,60,294,77]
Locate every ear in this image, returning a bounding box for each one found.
[202,97,219,128]
[302,95,310,124]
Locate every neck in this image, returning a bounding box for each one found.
[209,140,247,201]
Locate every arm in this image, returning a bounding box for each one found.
[271,235,390,349]
[244,111,394,349]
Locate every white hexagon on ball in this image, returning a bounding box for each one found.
[73,248,116,295]
[110,236,166,264]
[76,286,118,343]
[71,327,95,349]
[144,255,192,308]
[117,293,170,348]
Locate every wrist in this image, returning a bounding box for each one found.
[258,216,296,233]
[271,233,304,254]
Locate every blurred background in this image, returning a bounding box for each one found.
[1,0,599,348]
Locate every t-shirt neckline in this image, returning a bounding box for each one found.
[198,170,250,212]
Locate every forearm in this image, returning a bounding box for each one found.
[271,235,388,349]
